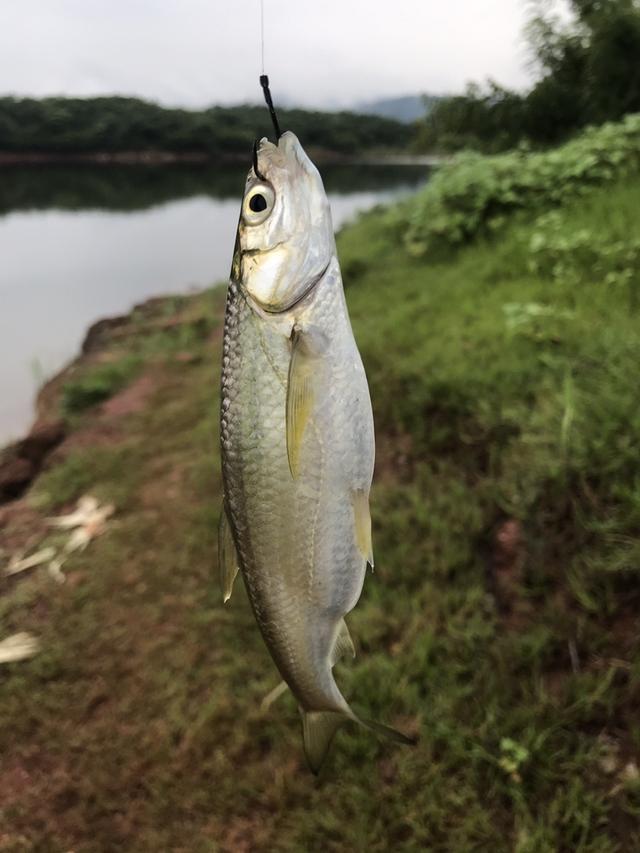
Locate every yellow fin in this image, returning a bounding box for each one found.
[331,619,356,666]
[286,326,325,478]
[352,488,374,567]
[218,502,239,603]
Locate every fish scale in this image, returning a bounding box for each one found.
[222,261,370,700]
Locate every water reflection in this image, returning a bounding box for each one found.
[0,162,427,214]
[0,163,427,443]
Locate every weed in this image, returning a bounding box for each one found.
[62,357,141,414]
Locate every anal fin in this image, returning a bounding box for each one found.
[218,501,239,603]
[331,619,356,666]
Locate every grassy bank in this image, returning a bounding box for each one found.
[1,122,640,851]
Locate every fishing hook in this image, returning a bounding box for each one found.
[253,138,266,181]
[260,74,282,139]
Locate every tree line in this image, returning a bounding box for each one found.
[415,0,640,152]
[0,96,410,158]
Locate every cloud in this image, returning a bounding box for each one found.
[0,0,534,108]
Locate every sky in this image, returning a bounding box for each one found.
[0,0,539,109]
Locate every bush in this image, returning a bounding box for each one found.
[527,211,640,290]
[404,114,640,256]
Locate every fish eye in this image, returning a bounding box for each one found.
[243,184,275,225]
[249,194,267,212]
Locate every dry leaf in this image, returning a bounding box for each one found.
[4,547,57,576]
[48,558,66,584]
[0,632,40,664]
[47,495,114,554]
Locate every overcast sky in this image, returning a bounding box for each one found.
[0,0,538,109]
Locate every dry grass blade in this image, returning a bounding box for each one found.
[0,632,40,664]
[4,547,57,576]
[47,495,115,553]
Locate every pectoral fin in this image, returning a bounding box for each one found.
[286,325,326,478]
[352,489,374,567]
[218,502,239,603]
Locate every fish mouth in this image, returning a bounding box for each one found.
[252,132,297,179]
[260,258,332,314]
[240,240,285,260]
[253,136,280,179]
[236,257,332,316]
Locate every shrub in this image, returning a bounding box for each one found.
[527,211,640,290]
[404,114,640,256]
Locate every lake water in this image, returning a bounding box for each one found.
[0,162,427,445]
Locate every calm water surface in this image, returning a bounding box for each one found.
[0,163,427,444]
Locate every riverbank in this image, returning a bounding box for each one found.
[0,150,442,166]
[0,298,199,501]
[1,121,640,849]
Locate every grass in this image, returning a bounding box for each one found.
[60,296,215,418]
[61,357,142,415]
[1,169,639,850]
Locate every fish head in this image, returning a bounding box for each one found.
[233,131,335,312]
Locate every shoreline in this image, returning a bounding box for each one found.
[0,149,444,167]
[0,299,161,501]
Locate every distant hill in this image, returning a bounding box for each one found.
[354,94,444,124]
[0,96,414,161]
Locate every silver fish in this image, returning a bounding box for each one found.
[219,131,412,771]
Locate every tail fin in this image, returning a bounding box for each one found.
[301,708,416,773]
[302,710,344,774]
[358,716,417,747]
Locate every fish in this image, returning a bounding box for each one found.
[219,131,413,771]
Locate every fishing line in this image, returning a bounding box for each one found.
[260,0,265,75]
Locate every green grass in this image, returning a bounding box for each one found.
[60,293,217,418]
[1,168,639,849]
[31,444,141,513]
[61,356,142,414]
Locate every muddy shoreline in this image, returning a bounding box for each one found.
[0,307,140,503]
[0,290,220,503]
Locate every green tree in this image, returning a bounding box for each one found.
[0,97,412,157]
[414,0,640,152]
